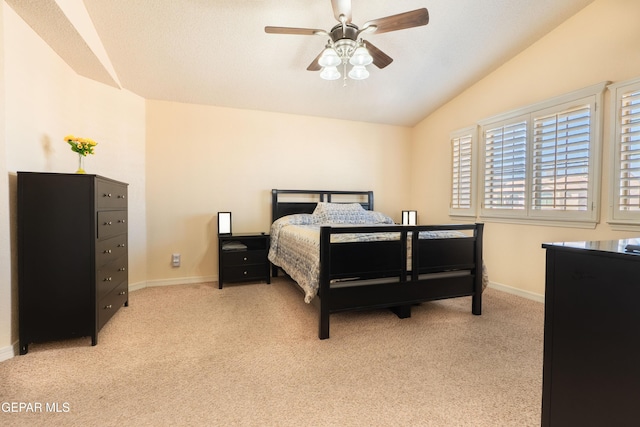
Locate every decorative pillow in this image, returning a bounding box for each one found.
[365,211,395,224]
[272,213,318,229]
[312,202,371,224]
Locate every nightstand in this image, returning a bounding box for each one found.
[218,233,271,289]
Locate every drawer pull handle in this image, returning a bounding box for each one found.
[104,249,112,254]
[104,304,112,309]
[117,243,125,248]
[118,267,126,272]
[104,193,112,198]
[118,291,126,296]
[118,195,126,199]
[243,257,248,261]
[243,271,248,275]
[104,277,112,282]
[118,219,126,223]
[104,221,112,226]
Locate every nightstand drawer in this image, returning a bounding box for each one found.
[223,264,267,282]
[222,250,267,267]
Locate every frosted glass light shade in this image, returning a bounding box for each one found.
[320,66,341,80]
[348,65,369,80]
[349,46,373,66]
[318,48,341,67]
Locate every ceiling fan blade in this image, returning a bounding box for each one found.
[363,40,393,69]
[265,26,327,36]
[307,51,323,71]
[363,8,429,34]
[331,0,352,23]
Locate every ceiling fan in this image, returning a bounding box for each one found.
[265,0,429,82]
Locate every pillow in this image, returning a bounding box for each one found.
[312,202,371,224]
[365,211,395,224]
[271,213,318,230]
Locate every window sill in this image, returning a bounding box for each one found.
[478,215,597,229]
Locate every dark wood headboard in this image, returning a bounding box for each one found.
[271,189,374,222]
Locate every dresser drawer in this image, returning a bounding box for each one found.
[97,210,127,239]
[222,264,267,282]
[98,281,127,331]
[97,180,127,209]
[97,257,128,300]
[222,249,267,267]
[96,235,128,266]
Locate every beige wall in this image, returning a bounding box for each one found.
[411,0,640,297]
[1,4,146,354]
[0,1,10,357]
[145,100,411,284]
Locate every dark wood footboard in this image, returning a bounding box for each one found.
[317,223,483,339]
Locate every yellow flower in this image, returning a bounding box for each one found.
[64,134,98,156]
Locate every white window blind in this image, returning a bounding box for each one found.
[609,77,640,226]
[483,120,527,211]
[617,89,640,211]
[531,105,591,212]
[451,134,472,209]
[450,127,477,217]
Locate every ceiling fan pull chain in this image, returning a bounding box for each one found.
[343,62,347,87]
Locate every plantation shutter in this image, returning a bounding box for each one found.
[617,88,640,212]
[531,104,591,212]
[483,120,527,210]
[451,133,472,210]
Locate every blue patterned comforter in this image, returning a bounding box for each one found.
[268,214,483,303]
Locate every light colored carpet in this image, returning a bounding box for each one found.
[0,277,544,426]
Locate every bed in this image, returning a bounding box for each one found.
[269,189,486,339]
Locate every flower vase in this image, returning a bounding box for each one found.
[76,154,86,174]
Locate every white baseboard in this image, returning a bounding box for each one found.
[129,276,217,292]
[488,281,544,303]
[0,341,18,362]
[0,277,217,362]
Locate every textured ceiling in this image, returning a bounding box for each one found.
[9,0,595,127]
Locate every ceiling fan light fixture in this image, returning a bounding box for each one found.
[348,65,369,80]
[266,3,430,84]
[349,46,373,66]
[318,47,341,68]
[320,66,341,80]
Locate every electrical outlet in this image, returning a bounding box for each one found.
[172,253,180,267]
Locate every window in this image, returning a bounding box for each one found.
[609,77,640,227]
[531,102,592,213]
[483,118,527,212]
[478,82,606,227]
[450,126,477,217]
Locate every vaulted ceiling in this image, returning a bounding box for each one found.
[8,0,595,126]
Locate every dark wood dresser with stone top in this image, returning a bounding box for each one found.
[541,239,640,426]
[18,172,128,354]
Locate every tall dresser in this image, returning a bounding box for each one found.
[18,172,129,355]
[541,239,640,426]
